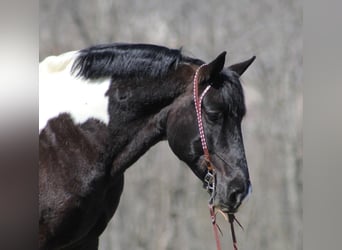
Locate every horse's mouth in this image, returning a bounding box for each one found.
[220,206,236,214]
[213,181,252,214]
[214,203,239,214]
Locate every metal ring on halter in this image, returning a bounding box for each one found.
[204,170,215,191]
[204,169,216,204]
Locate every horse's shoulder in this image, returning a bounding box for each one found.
[39,114,108,193]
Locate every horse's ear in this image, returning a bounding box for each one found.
[228,56,256,77]
[199,51,226,82]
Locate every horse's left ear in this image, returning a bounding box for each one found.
[228,56,256,77]
[206,51,227,77]
[198,51,226,82]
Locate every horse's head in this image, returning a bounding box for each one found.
[166,52,255,213]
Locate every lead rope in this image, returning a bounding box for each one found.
[209,204,222,250]
[193,65,240,250]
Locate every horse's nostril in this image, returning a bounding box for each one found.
[228,188,244,207]
[228,189,239,204]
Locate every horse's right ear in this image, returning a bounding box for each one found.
[198,52,226,82]
[228,56,256,77]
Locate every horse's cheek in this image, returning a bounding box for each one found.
[166,113,194,159]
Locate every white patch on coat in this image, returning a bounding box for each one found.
[39,51,111,131]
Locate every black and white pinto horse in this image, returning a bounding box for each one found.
[39,43,255,250]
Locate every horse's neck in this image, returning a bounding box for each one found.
[106,65,194,176]
[107,106,170,176]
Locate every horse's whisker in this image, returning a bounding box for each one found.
[216,222,224,237]
[233,215,244,231]
[216,208,228,221]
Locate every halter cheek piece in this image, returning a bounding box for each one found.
[193,64,216,201]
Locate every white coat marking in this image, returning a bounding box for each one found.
[39,51,111,131]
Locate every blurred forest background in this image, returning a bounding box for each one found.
[40,0,302,249]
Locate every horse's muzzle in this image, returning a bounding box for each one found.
[214,177,251,213]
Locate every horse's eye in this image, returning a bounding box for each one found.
[206,111,223,122]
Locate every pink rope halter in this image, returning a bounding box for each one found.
[193,64,240,250]
[193,64,212,167]
[193,64,222,250]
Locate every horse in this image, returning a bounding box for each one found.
[39,43,255,250]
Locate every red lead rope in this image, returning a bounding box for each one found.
[209,205,222,250]
[193,65,240,250]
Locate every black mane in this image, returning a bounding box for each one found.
[71,43,203,80]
